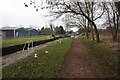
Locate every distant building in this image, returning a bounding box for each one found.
[16,27,28,37]
[27,28,39,36]
[0,27,17,38]
[0,27,39,38]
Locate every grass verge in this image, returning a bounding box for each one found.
[2,38,72,78]
[79,36,119,78]
[1,35,52,47]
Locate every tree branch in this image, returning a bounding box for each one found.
[93,8,105,21]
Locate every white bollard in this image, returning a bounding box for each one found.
[34,54,37,58]
[45,51,48,54]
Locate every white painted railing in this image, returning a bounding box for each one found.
[23,40,33,51]
[30,40,33,49]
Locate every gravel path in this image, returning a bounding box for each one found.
[56,37,108,78]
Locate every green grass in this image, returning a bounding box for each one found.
[79,36,119,77]
[2,38,72,78]
[1,35,52,48]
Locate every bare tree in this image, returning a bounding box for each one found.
[109,2,119,41]
[25,0,106,42]
[104,2,114,38]
[47,1,106,42]
[114,1,120,15]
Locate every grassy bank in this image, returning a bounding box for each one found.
[1,35,52,47]
[79,36,119,77]
[100,34,120,51]
[2,38,72,78]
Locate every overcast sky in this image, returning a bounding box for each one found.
[0,0,65,29]
[0,0,108,32]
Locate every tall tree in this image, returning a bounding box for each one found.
[59,25,66,34]
[114,1,120,15]
[25,0,106,42]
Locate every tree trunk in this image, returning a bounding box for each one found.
[91,21,100,42]
[87,19,90,39]
[107,8,114,40]
[90,23,95,41]
[85,19,89,38]
[85,2,90,39]
[84,14,100,42]
[113,14,119,42]
[77,2,100,42]
[90,2,95,41]
[114,2,120,15]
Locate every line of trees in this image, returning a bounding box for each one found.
[44,0,105,42]
[40,25,66,35]
[25,0,120,43]
[44,0,119,43]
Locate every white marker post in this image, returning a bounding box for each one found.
[45,51,48,54]
[34,54,37,58]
